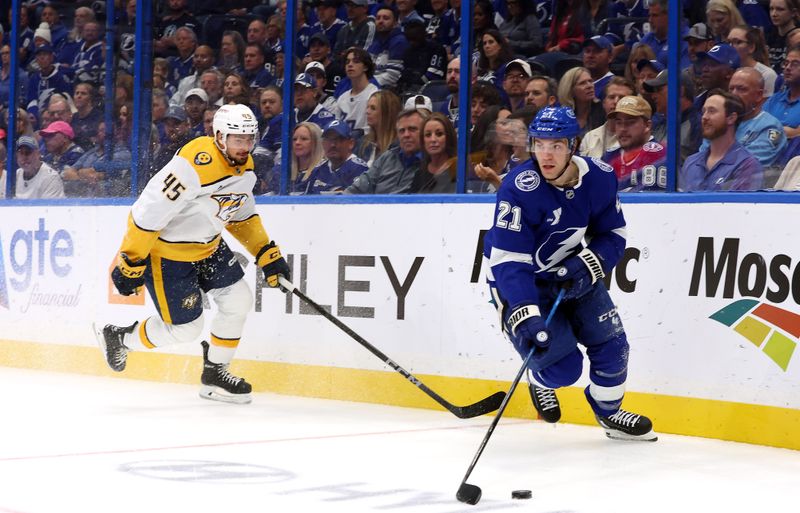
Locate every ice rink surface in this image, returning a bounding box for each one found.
[1,367,798,513]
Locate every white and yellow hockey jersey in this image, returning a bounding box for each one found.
[118,136,272,264]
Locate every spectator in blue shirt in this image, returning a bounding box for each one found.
[61,121,132,197]
[583,35,616,101]
[294,72,338,129]
[26,44,72,124]
[311,0,347,51]
[40,120,85,175]
[307,120,369,194]
[368,6,408,90]
[680,89,764,191]
[763,45,800,139]
[71,21,104,85]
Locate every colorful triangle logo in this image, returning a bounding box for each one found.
[710,300,799,371]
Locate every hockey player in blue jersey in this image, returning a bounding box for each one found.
[484,106,657,441]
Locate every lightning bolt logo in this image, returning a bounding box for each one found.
[535,227,587,271]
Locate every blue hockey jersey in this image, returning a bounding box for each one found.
[484,155,627,311]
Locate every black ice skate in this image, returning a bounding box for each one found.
[92,321,137,372]
[529,383,561,423]
[596,409,658,442]
[199,341,252,404]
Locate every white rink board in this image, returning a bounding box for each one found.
[1,202,799,410]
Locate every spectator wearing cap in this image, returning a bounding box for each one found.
[148,106,192,181]
[336,48,379,134]
[13,135,65,199]
[426,0,459,50]
[727,25,777,98]
[602,95,667,191]
[295,72,338,129]
[583,36,616,100]
[398,18,448,94]
[25,44,72,122]
[766,0,800,73]
[257,85,283,154]
[685,23,715,65]
[305,61,337,112]
[154,0,199,58]
[305,33,345,98]
[170,45,217,107]
[334,0,377,62]
[40,121,84,174]
[61,121,132,197]
[764,45,800,139]
[368,6,408,90]
[580,76,635,158]
[699,67,786,173]
[435,57,461,125]
[242,43,276,90]
[71,82,102,150]
[311,0,347,50]
[502,59,532,112]
[405,94,433,113]
[525,74,558,110]
[498,0,543,57]
[680,89,764,191]
[694,43,741,111]
[635,58,665,96]
[346,107,429,194]
[167,27,198,87]
[71,21,104,85]
[184,88,209,137]
[306,120,369,194]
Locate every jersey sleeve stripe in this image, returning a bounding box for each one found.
[489,247,534,267]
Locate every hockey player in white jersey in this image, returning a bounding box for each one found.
[94,104,290,404]
[484,106,657,441]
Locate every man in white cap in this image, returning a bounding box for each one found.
[501,58,532,112]
[404,94,433,113]
[304,61,337,112]
[184,88,209,136]
[15,135,65,199]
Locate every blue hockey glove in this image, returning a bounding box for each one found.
[506,305,550,356]
[111,253,146,296]
[553,249,605,300]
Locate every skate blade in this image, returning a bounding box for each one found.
[603,429,658,442]
[92,322,116,372]
[199,385,252,405]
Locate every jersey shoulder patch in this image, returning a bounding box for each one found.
[194,151,212,166]
[642,141,664,152]
[514,169,541,192]
[590,157,615,173]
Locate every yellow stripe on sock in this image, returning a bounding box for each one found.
[210,334,240,348]
[139,319,155,349]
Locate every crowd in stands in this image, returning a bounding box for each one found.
[4,0,800,198]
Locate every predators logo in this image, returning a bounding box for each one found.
[211,193,248,222]
[181,292,200,310]
[195,152,212,165]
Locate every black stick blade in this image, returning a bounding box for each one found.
[456,483,482,505]
[452,391,506,418]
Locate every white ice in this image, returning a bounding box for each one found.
[0,367,798,513]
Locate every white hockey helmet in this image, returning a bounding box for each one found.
[212,103,259,155]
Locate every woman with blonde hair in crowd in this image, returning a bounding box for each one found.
[706,0,746,41]
[727,24,777,96]
[558,66,605,136]
[355,90,401,167]
[413,112,457,193]
[283,122,324,194]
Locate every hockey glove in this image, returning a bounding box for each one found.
[553,249,605,300]
[111,252,147,296]
[506,304,550,356]
[257,241,291,288]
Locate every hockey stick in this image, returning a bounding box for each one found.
[278,276,506,419]
[456,288,566,505]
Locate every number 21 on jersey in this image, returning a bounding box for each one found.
[495,201,522,231]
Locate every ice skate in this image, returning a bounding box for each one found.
[199,341,252,404]
[93,321,137,372]
[529,383,561,423]
[596,409,658,442]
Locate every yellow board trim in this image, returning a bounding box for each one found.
[1,339,798,451]
[149,255,172,324]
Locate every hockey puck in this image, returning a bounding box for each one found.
[511,490,532,500]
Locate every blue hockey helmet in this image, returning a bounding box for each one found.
[527,106,581,140]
